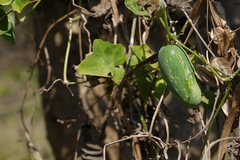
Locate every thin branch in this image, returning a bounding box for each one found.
[71,0,94,16]
[125,15,137,72]
[202,136,240,160]
[175,140,181,160]
[39,79,74,96]
[103,133,166,160]
[149,86,168,143]
[181,3,216,57]
[25,132,43,160]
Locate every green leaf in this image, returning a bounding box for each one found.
[202,90,221,111]
[124,0,149,17]
[130,44,159,101]
[0,0,12,5]
[0,7,11,34]
[131,44,158,69]
[78,39,126,85]
[156,0,167,18]
[1,27,15,43]
[129,54,138,66]
[0,5,15,44]
[154,76,169,98]
[135,67,154,102]
[12,0,29,13]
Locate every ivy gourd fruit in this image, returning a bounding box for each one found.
[158,44,202,108]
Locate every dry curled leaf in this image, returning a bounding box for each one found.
[238,58,240,69]
[221,98,230,117]
[89,0,116,17]
[210,57,233,76]
[209,27,236,58]
[227,47,237,69]
[195,64,217,87]
[209,1,227,28]
[136,0,161,17]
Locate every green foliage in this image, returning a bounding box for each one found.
[130,44,158,101]
[12,0,29,13]
[124,0,149,17]
[154,76,168,98]
[0,0,29,43]
[78,39,126,85]
[0,0,29,13]
[124,0,166,19]
[202,90,220,111]
[0,5,15,43]
[155,0,166,18]
[0,0,12,5]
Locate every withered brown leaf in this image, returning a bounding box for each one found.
[209,27,236,58]
[209,1,227,28]
[195,64,218,87]
[136,0,161,17]
[238,58,240,69]
[210,57,233,76]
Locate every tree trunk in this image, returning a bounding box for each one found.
[35,1,122,159]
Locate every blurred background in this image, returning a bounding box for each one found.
[0,22,54,159]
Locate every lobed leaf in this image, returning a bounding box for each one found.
[12,0,29,13]
[78,39,126,85]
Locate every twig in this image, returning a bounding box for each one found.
[149,86,168,143]
[138,17,143,45]
[78,15,83,62]
[175,140,181,160]
[80,14,92,53]
[71,0,94,16]
[125,15,137,73]
[39,79,74,96]
[181,3,216,57]
[25,132,43,160]
[110,0,120,44]
[142,19,150,44]
[103,133,166,160]
[202,136,240,160]
[183,14,200,45]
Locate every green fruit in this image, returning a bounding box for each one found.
[158,44,202,108]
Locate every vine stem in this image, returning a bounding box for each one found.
[63,17,73,83]
[201,81,232,155]
[125,15,137,73]
[103,133,166,160]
